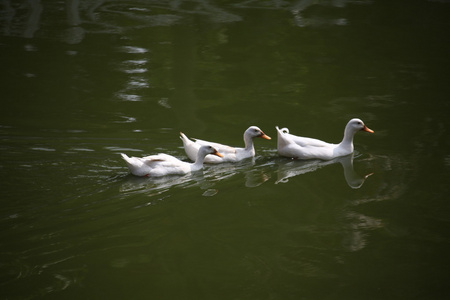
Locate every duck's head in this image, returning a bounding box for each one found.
[200,145,223,157]
[246,126,271,140]
[348,118,374,134]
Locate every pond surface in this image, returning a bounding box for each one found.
[1,0,450,299]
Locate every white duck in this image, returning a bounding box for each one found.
[180,126,271,163]
[120,145,223,177]
[276,118,374,160]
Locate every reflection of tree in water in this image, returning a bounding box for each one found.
[1,0,239,40]
[1,0,376,41]
[0,0,375,132]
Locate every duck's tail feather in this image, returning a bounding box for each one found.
[120,153,131,163]
[275,126,292,149]
[180,132,191,144]
[276,126,290,134]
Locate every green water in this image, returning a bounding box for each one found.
[1,1,450,299]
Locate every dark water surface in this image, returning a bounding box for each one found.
[1,1,450,299]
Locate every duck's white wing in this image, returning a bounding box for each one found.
[142,153,179,161]
[276,127,336,160]
[286,134,330,147]
[141,153,184,167]
[193,138,236,154]
[141,154,190,176]
[277,127,330,147]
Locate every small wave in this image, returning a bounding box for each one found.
[31,147,56,152]
[104,146,143,152]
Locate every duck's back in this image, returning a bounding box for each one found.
[194,138,236,154]
[286,134,331,147]
[141,154,190,176]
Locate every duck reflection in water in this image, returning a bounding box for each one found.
[187,158,271,188]
[275,153,373,189]
[120,170,211,195]
[120,157,272,195]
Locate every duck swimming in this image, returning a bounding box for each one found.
[180,126,271,163]
[276,118,373,160]
[121,145,223,177]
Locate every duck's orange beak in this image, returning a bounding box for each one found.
[259,132,271,140]
[362,125,374,133]
[214,150,224,158]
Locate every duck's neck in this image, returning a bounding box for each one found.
[243,133,255,153]
[339,126,355,152]
[192,151,206,171]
